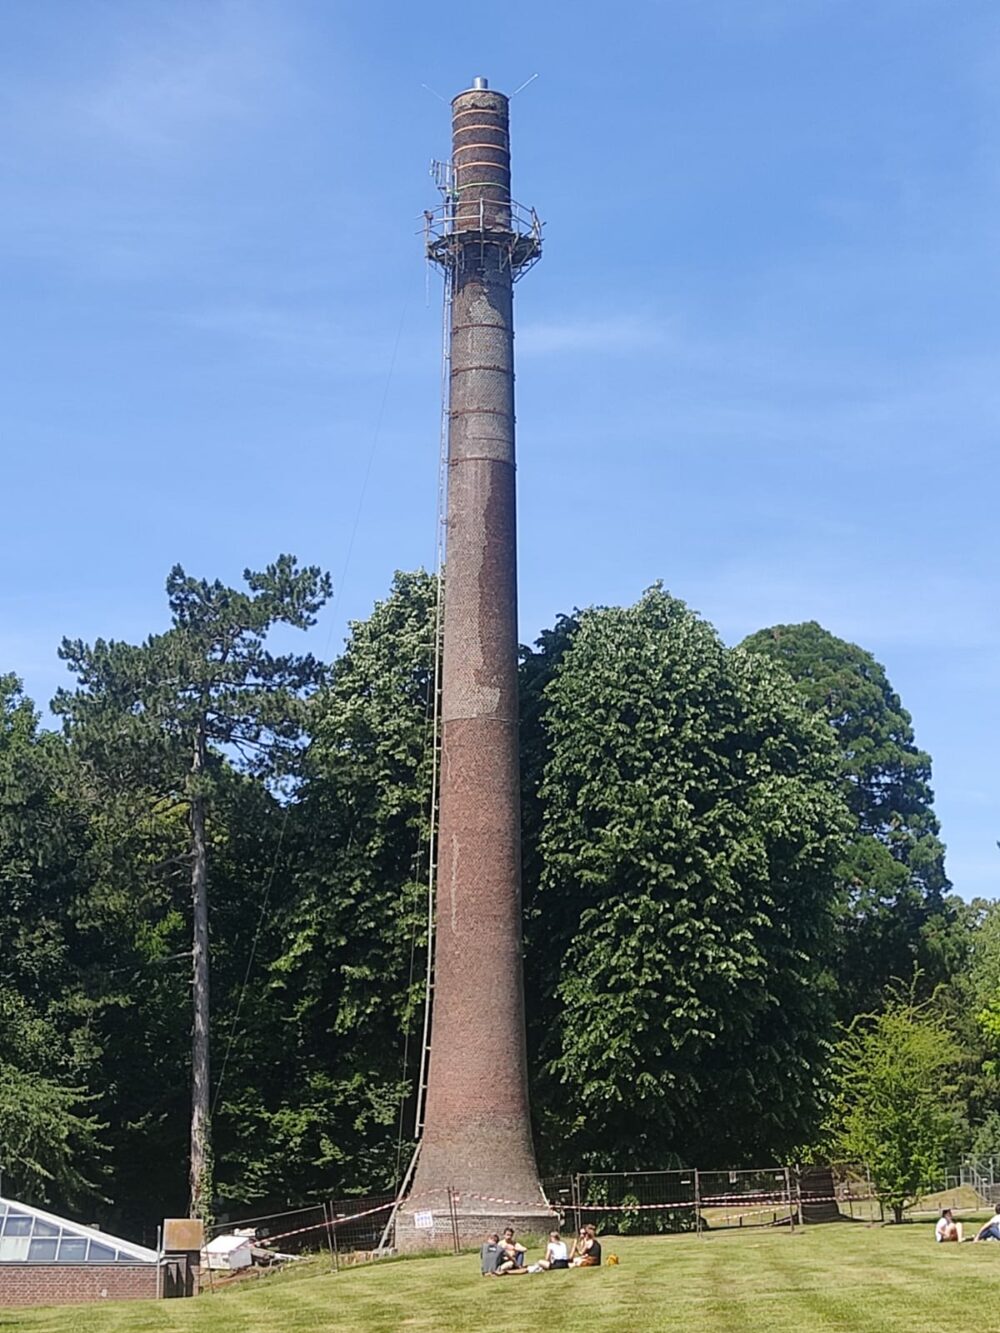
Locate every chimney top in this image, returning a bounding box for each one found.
[472,76,489,89]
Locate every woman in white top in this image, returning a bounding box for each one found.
[935,1208,963,1242]
[530,1231,570,1271]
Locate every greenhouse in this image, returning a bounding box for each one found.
[0,1194,158,1307]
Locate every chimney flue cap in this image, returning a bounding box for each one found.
[472,76,489,89]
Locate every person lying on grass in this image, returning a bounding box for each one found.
[569,1224,602,1267]
[935,1209,964,1243]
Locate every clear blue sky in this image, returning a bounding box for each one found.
[3,2,997,897]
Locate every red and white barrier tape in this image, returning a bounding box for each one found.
[254,1188,873,1246]
[257,1200,396,1247]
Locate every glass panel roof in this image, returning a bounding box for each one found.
[27,1239,58,1262]
[0,1195,156,1264]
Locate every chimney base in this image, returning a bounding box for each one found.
[394,1203,557,1254]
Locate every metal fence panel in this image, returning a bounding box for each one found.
[572,1169,700,1236]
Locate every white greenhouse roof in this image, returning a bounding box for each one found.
[0,1195,157,1265]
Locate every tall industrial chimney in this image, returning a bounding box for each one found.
[399,79,550,1245]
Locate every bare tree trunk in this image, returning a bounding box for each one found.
[189,723,211,1220]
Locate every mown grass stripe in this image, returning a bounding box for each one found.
[6,1222,999,1332]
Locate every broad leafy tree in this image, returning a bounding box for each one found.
[216,570,438,1205]
[826,986,963,1222]
[741,622,957,1015]
[951,898,1000,1149]
[523,589,851,1170]
[0,676,100,1201]
[3,572,979,1228]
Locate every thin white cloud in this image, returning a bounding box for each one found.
[520,304,1000,466]
[4,1,286,154]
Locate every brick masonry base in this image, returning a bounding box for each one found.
[395,1208,558,1255]
[0,1264,158,1307]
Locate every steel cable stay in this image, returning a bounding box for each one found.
[378,245,452,1253]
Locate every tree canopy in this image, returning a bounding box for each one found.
[214,569,438,1206]
[741,622,958,1015]
[825,985,963,1222]
[523,589,850,1170]
[0,675,101,1201]
[0,569,987,1234]
[50,557,331,1220]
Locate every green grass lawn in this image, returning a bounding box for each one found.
[4,1219,1000,1333]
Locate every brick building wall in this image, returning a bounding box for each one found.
[0,1263,158,1307]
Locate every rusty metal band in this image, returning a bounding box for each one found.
[454,183,513,195]
[452,124,510,139]
[450,364,510,376]
[453,144,509,157]
[440,719,517,730]
[447,456,515,467]
[446,435,511,448]
[447,407,512,420]
[451,322,511,333]
[452,104,507,118]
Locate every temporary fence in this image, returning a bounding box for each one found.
[206,1162,888,1274]
[543,1167,801,1236]
[543,1170,699,1236]
[547,1163,886,1235]
[209,1191,396,1270]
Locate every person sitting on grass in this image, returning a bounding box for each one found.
[935,1209,964,1243]
[570,1224,602,1267]
[491,1242,530,1275]
[528,1231,570,1272]
[500,1226,526,1267]
[972,1210,1000,1242]
[480,1233,501,1274]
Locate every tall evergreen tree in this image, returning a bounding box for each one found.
[53,556,331,1219]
